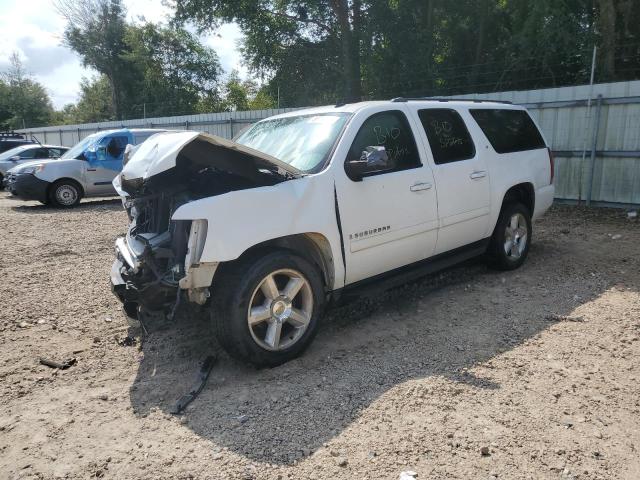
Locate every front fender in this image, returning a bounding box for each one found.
[33,159,85,187]
[171,175,345,288]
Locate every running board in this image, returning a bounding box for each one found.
[331,238,490,304]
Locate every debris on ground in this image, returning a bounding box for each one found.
[400,470,418,480]
[117,335,137,347]
[170,355,217,415]
[39,357,77,370]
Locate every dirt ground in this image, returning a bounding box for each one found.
[0,192,639,480]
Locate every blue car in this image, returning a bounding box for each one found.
[6,128,166,207]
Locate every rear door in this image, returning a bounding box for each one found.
[334,107,439,284]
[408,106,491,255]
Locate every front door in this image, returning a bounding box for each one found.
[334,108,439,285]
[86,134,129,195]
[408,107,491,255]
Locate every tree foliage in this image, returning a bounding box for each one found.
[0,53,54,129]
[58,75,114,124]
[57,0,223,120]
[173,0,640,107]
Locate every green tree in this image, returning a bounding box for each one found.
[214,70,276,111]
[58,0,223,120]
[0,53,54,129]
[124,23,222,117]
[60,75,115,124]
[57,0,132,118]
[172,0,364,103]
[173,0,640,104]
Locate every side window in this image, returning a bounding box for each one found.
[105,136,128,159]
[133,133,151,145]
[18,148,37,159]
[470,109,546,154]
[47,148,62,158]
[418,109,475,165]
[34,148,49,158]
[348,110,421,176]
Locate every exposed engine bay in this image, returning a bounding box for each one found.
[111,134,298,319]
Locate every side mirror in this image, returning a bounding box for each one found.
[345,146,394,182]
[9,156,20,161]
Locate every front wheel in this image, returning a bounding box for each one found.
[487,202,532,270]
[49,180,82,208]
[212,251,325,367]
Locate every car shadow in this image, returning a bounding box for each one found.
[127,239,620,465]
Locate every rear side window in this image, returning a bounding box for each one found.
[133,133,152,144]
[470,109,545,153]
[47,148,64,157]
[418,109,475,164]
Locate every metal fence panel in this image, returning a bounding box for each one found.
[18,81,640,205]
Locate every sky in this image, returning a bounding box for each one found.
[0,0,246,109]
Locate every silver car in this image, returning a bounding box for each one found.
[0,144,68,188]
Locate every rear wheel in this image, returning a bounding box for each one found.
[212,250,325,367]
[487,202,532,270]
[49,180,82,208]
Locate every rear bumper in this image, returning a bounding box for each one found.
[11,174,50,202]
[533,184,555,220]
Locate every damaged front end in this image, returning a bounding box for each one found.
[110,131,300,320]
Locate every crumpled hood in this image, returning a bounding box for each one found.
[117,131,301,188]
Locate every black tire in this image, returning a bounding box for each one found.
[48,180,82,208]
[487,202,532,271]
[212,250,325,367]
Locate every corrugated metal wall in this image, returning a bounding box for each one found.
[450,81,640,205]
[20,80,640,205]
[19,107,303,148]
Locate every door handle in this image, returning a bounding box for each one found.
[410,182,433,192]
[469,171,487,179]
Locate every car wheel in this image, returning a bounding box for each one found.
[212,250,325,367]
[49,180,82,208]
[487,202,532,271]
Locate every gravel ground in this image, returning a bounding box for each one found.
[0,192,639,480]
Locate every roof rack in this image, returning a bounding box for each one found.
[0,131,26,139]
[390,97,512,105]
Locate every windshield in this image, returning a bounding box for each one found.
[0,145,31,161]
[61,134,99,160]
[236,113,351,172]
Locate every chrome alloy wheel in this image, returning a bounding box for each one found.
[55,184,78,206]
[247,269,313,351]
[504,212,528,259]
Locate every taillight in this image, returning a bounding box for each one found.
[547,147,555,185]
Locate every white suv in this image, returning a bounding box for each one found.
[111,99,554,366]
